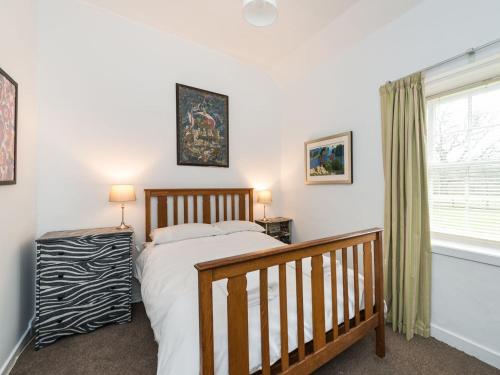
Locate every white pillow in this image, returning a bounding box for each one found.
[214,220,265,235]
[151,223,222,245]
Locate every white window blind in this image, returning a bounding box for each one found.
[427,81,500,243]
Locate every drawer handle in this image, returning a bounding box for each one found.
[58,274,64,279]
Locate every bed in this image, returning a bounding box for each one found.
[141,188,384,374]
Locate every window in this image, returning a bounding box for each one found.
[427,81,500,243]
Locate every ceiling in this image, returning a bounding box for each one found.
[83,0,358,69]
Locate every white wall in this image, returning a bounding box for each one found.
[431,249,500,368]
[274,0,500,242]
[0,0,38,372]
[36,0,283,242]
[273,0,500,368]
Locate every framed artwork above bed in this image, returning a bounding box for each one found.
[305,131,353,184]
[0,67,18,185]
[176,84,229,167]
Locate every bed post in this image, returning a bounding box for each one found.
[198,270,215,375]
[374,230,385,357]
[249,189,254,221]
[145,190,152,242]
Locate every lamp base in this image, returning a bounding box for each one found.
[116,205,130,230]
[116,223,131,230]
[261,204,270,222]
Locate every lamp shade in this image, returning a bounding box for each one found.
[257,190,272,204]
[243,0,278,27]
[109,185,136,202]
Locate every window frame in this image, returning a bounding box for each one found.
[426,75,500,247]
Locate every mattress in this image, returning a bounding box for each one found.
[136,231,367,375]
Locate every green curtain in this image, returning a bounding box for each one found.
[380,72,432,340]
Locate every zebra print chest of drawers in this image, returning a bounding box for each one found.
[35,227,134,349]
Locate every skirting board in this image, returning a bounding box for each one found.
[0,319,34,375]
[431,324,500,369]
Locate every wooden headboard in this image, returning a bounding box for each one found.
[145,188,254,242]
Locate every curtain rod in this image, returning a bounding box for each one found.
[388,37,500,83]
[421,37,500,74]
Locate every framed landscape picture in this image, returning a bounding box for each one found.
[0,67,18,185]
[176,84,229,167]
[305,131,353,184]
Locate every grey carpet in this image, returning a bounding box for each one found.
[11,303,499,375]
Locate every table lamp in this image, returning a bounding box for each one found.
[257,190,272,222]
[109,185,136,229]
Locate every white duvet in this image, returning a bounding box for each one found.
[136,231,367,375]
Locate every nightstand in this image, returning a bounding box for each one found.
[255,217,292,244]
[35,227,134,349]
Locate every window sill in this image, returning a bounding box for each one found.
[432,239,500,267]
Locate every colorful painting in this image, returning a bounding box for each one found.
[305,132,352,184]
[176,84,229,167]
[0,67,17,185]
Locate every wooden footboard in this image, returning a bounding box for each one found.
[195,228,385,375]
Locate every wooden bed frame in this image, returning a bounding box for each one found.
[145,188,385,375]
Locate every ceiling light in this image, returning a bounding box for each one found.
[243,0,278,27]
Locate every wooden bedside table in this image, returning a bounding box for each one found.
[255,217,292,244]
[35,227,134,349]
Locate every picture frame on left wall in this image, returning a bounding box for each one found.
[0,67,18,185]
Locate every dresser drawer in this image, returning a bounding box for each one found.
[39,256,129,288]
[39,278,130,315]
[38,234,131,263]
[36,291,130,348]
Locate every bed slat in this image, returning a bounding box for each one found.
[260,269,271,375]
[231,195,235,220]
[311,255,326,351]
[295,259,305,361]
[249,190,254,222]
[158,196,167,228]
[227,275,249,374]
[353,245,360,326]
[194,195,198,223]
[329,251,339,340]
[203,195,210,224]
[342,248,350,332]
[363,241,373,319]
[224,194,228,221]
[173,196,178,225]
[279,264,289,370]
[215,195,220,222]
[184,196,188,223]
[239,193,245,220]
